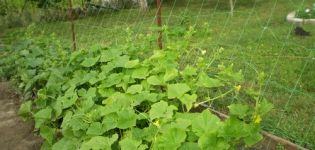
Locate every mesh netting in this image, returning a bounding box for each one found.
[1,0,314,149]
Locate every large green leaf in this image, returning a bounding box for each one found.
[179,94,197,111]
[192,110,222,136]
[102,92,133,113]
[126,84,143,94]
[80,56,100,67]
[219,117,248,140]
[167,83,191,99]
[52,99,62,119]
[98,88,115,98]
[58,94,78,109]
[84,87,97,100]
[196,72,223,88]
[87,122,104,136]
[112,55,130,68]
[100,63,115,74]
[133,92,159,106]
[179,142,200,150]
[131,126,159,142]
[256,98,273,116]
[88,71,101,85]
[218,64,244,82]
[228,104,249,119]
[125,59,140,68]
[27,57,44,68]
[34,108,52,128]
[119,136,145,150]
[102,73,123,87]
[149,101,177,121]
[181,65,197,77]
[52,138,78,150]
[153,128,186,150]
[100,49,122,62]
[147,75,163,85]
[132,67,149,79]
[18,101,32,119]
[58,87,78,109]
[163,68,178,82]
[102,113,118,131]
[80,134,118,150]
[61,111,73,128]
[40,125,55,145]
[244,132,263,147]
[68,114,89,131]
[198,133,230,150]
[117,108,137,129]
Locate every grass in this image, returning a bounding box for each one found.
[2,0,315,149]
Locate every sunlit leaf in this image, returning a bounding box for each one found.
[119,136,143,150]
[149,101,177,121]
[197,72,223,88]
[163,68,178,82]
[154,128,186,150]
[167,83,191,99]
[80,56,100,67]
[126,84,143,94]
[40,125,55,145]
[147,75,163,85]
[132,67,149,79]
[179,94,197,111]
[87,122,103,136]
[34,108,52,128]
[125,59,140,68]
[192,110,221,136]
[52,138,78,150]
[117,108,137,129]
[80,134,118,150]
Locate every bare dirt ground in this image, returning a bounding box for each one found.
[0,82,42,150]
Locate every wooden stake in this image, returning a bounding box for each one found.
[68,0,77,51]
[156,0,162,49]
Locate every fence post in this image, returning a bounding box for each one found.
[68,0,77,51]
[156,0,163,49]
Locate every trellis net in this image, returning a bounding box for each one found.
[1,0,314,149]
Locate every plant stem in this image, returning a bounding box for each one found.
[196,89,234,105]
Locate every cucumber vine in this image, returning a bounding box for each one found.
[0,26,273,150]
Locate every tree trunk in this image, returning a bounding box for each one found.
[139,0,148,12]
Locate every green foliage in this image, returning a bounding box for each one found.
[0,29,273,149]
[296,3,315,19]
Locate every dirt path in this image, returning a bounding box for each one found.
[0,82,42,150]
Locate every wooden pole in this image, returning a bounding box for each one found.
[156,0,162,49]
[68,0,77,51]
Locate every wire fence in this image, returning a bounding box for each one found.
[1,0,315,149]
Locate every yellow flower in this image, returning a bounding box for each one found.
[153,120,160,128]
[235,85,241,92]
[254,115,262,124]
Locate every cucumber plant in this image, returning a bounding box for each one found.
[0,27,273,150]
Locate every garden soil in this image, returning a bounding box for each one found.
[0,82,42,150]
